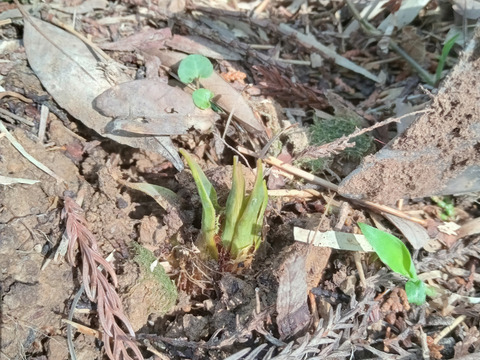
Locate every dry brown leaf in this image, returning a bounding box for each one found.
[165,34,242,61]
[454,326,480,357]
[98,27,172,51]
[50,0,107,14]
[23,17,184,170]
[154,50,265,135]
[93,79,218,136]
[384,213,430,249]
[458,218,480,239]
[276,250,310,340]
[400,26,426,65]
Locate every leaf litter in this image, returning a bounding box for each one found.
[1,1,480,360]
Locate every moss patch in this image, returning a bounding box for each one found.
[305,116,375,172]
[131,242,177,315]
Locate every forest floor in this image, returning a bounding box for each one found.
[1,1,480,359]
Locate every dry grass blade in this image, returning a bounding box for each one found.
[0,121,65,183]
[63,195,143,360]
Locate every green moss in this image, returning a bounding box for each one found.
[305,116,375,171]
[131,242,177,314]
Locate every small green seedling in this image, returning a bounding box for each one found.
[435,34,460,85]
[178,54,215,110]
[431,196,455,221]
[358,223,433,305]
[179,149,268,262]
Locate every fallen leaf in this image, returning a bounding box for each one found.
[93,79,218,135]
[165,35,242,61]
[453,0,480,20]
[23,17,184,170]
[438,222,461,236]
[458,218,480,239]
[0,175,39,185]
[50,0,107,14]
[400,26,426,65]
[276,250,310,340]
[98,27,172,51]
[153,50,266,135]
[294,227,375,252]
[122,181,180,210]
[378,0,431,32]
[384,213,430,249]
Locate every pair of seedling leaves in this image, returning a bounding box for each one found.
[94,55,217,138]
[359,223,437,305]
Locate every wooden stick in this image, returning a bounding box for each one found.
[264,156,428,227]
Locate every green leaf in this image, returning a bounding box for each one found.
[405,279,426,305]
[221,157,245,250]
[178,54,214,84]
[123,182,179,210]
[252,180,268,250]
[192,88,214,110]
[358,223,417,280]
[230,159,267,258]
[435,33,459,84]
[179,149,219,259]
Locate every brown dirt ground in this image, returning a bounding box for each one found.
[2,2,480,360]
[0,124,329,358]
[339,28,480,205]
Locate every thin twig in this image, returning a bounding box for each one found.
[264,156,428,226]
[433,315,467,344]
[67,284,84,360]
[259,123,297,159]
[213,133,252,170]
[0,91,33,103]
[222,106,236,140]
[0,108,34,126]
[38,105,48,143]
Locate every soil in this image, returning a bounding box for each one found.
[339,29,480,204]
[2,2,480,360]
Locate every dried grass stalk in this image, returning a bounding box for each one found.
[63,196,143,360]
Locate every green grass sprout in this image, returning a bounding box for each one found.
[358,222,428,305]
[228,159,268,259]
[435,34,460,85]
[431,196,455,221]
[221,156,245,249]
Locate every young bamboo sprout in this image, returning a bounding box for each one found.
[179,150,268,263]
